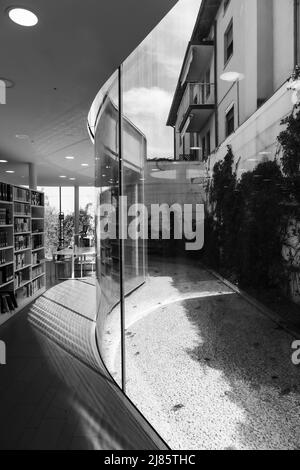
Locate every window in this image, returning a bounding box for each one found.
[201,81,205,104]
[206,131,211,157]
[224,20,233,65]
[202,136,206,161]
[224,0,231,12]
[225,105,235,137]
[205,69,211,99]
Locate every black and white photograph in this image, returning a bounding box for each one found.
[0,0,300,453]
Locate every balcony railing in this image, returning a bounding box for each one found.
[177,82,215,131]
[178,153,200,162]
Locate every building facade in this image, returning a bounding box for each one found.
[167,0,300,171]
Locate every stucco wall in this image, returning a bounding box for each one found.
[208,83,292,178]
[273,0,294,91]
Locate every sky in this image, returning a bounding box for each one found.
[123,0,202,159]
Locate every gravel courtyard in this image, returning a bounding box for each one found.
[117,261,300,450]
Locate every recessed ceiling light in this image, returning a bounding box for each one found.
[7,8,38,27]
[6,170,15,174]
[81,163,89,167]
[69,178,76,181]
[59,176,67,179]
[16,134,29,140]
[65,156,75,160]
[0,160,8,163]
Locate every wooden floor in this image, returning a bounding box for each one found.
[0,279,167,450]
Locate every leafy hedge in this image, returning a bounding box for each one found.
[204,103,300,293]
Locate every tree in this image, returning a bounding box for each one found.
[44,196,59,259]
[63,203,95,247]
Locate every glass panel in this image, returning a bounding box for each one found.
[120,0,205,432]
[93,71,122,386]
[79,186,96,248]
[122,64,146,295]
[38,186,59,259]
[61,187,74,247]
[91,0,300,451]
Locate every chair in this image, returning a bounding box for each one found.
[76,254,96,278]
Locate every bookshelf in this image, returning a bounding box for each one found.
[0,183,46,327]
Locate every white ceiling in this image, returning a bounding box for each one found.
[0,0,178,186]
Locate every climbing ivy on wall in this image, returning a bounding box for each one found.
[208,146,241,272]
[278,102,300,205]
[205,147,286,289]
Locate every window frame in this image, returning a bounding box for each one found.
[206,130,211,157]
[205,69,211,100]
[224,19,234,67]
[225,104,235,137]
[202,136,206,161]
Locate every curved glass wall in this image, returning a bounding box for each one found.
[90,0,300,451]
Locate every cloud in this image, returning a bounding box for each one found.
[124,87,172,119]
[123,87,174,158]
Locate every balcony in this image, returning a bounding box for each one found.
[178,82,215,134]
[180,42,214,84]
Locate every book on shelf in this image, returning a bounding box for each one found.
[31,191,44,207]
[14,218,30,233]
[5,295,14,312]
[0,291,18,314]
[14,203,30,216]
[0,232,9,248]
[0,183,13,203]
[0,295,10,314]
[0,264,14,285]
[15,235,31,251]
[13,187,30,203]
[0,208,12,225]
[0,182,45,321]
[0,250,9,265]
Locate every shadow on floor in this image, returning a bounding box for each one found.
[0,279,167,450]
[127,255,300,449]
[181,294,300,449]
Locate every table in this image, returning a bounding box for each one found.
[53,247,96,279]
